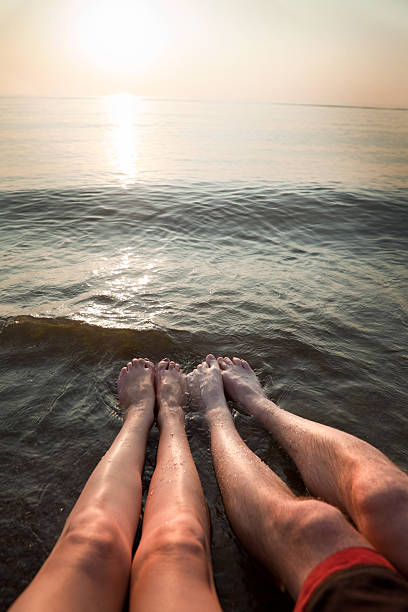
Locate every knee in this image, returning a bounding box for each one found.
[286,499,348,549]
[133,514,209,573]
[61,508,131,577]
[352,474,408,533]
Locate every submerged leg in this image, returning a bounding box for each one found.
[130,359,221,612]
[11,358,155,612]
[218,356,408,577]
[189,355,370,598]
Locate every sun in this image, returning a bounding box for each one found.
[77,0,166,75]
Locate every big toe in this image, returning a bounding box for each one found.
[158,358,170,371]
[217,357,226,369]
[218,356,232,369]
[206,354,218,368]
[118,366,127,382]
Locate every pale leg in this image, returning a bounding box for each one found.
[129,359,222,612]
[11,358,156,612]
[218,356,408,577]
[189,356,370,599]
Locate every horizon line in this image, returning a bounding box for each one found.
[0,94,407,112]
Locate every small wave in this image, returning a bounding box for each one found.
[0,315,178,362]
[1,183,407,246]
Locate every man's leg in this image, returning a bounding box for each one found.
[218,356,408,577]
[129,359,222,612]
[11,358,155,612]
[188,356,371,599]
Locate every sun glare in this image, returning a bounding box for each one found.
[77,0,166,75]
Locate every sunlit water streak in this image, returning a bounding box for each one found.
[105,94,144,187]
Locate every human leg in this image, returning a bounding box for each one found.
[129,359,221,612]
[11,358,155,612]
[189,355,371,599]
[218,356,408,577]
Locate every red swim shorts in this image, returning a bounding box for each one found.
[294,547,408,612]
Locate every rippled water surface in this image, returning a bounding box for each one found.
[1,97,407,610]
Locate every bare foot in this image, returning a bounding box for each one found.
[156,358,187,425]
[188,355,231,422]
[118,358,155,422]
[218,357,283,435]
[217,357,265,408]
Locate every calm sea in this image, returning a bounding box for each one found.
[1,96,407,610]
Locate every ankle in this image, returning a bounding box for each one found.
[124,401,154,422]
[157,402,185,425]
[206,404,233,426]
[251,394,278,415]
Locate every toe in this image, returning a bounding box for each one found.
[217,357,227,370]
[175,363,181,371]
[186,371,196,392]
[232,357,242,366]
[224,357,233,366]
[127,361,133,369]
[206,354,218,368]
[191,369,199,380]
[146,360,155,370]
[169,361,176,370]
[241,359,252,371]
[158,359,170,371]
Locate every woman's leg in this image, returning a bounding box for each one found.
[189,356,372,599]
[11,358,155,612]
[218,356,408,577]
[130,359,222,612]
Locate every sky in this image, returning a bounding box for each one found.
[1,0,407,107]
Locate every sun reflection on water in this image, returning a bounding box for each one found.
[80,250,164,328]
[104,94,145,188]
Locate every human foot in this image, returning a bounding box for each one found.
[118,358,155,421]
[188,355,231,422]
[156,358,187,424]
[217,357,265,408]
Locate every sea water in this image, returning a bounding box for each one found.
[1,96,407,610]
